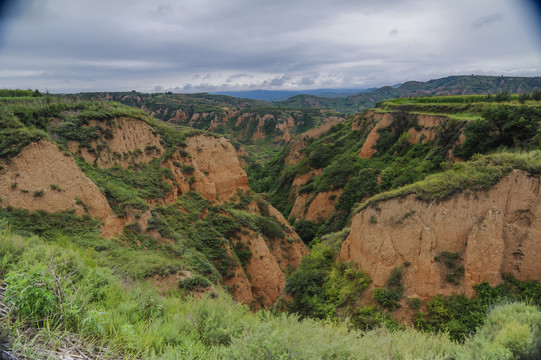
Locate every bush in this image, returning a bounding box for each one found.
[435,251,464,284]
[181,164,195,175]
[373,288,402,310]
[190,294,248,346]
[293,219,319,245]
[460,303,541,359]
[33,189,44,197]
[351,306,398,330]
[178,274,212,290]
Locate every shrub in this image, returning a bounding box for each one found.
[386,266,403,289]
[33,189,44,197]
[351,306,398,330]
[178,274,212,290]
[190,294,247,346]
[181,164,195,175]
[407,297,421,310]
[293,219,319,245]
[373,288,402,310]
[460,303,541,359]
[435,251,464,284]
[50,184,63,192]
[494,91,511,102]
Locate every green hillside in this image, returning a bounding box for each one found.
[1,92,541,359]
[248,93,541,238]
[80,92,343,151]
[275,75,541,113]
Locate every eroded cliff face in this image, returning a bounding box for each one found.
[357,110,462,159]
[289,189,342,224]
[223,205,307,307]
[163,109,344,146]
[184,135,249,201]
[284,118,346,223]
[1,117,306,307]
[339,170,541,299]
[0,140,115,226]
[66,117,164,168]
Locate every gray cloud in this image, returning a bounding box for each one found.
[471,13,504,28]
[0,0,539,92]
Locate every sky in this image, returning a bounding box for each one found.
[0,0,540,93]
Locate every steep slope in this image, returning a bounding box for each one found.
[284,151,541,337]
[340,167,541,299]
[0,140,112,223]
[0,98,307,308]
[250,94,541,245]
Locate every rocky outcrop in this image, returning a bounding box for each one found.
[231,229,286,307]
[284,118,347,222]
[1,116,307,308]
[0,140,115,230]
[339,170,541,299]
[406,114,447,144]
[357,110,461,159]
[67,117,164,168]
[185,135,249,201]
[290,189,342,224]
[358,111,393,158]
[164,108,346,147]
[226,205,307,307]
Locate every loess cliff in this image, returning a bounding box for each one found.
[340,169,541,299]
[0,102,307,308]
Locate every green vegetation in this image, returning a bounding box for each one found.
[358,150,541,211]
[373,266,404,310]
[286,226,541,346]
[0,222,538,359]
[416,278,541,342]
[0,89,42,98]
[178,274,212,290]
[249,108,463,237]
[293,219,319,244]
[0,98,147,159]
[1,90,541,358]
[78,159,173,216]
[285,229,374,321]
[456,104,541,158]
[78,92,339,153]
[275,75,541,113]
[434,251,465,284]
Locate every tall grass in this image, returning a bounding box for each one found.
[0,221,540,359]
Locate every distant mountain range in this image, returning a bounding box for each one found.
[210,88,372,101]
[272,75,541,113]
[80,75,541,118]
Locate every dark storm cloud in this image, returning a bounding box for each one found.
[0,0,539,92]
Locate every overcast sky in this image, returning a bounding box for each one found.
[0,0,540,93]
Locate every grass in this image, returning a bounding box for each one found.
[375,94,541,123]
[2,92,541,358]
[357,150,541,211]
[1,221,539,359]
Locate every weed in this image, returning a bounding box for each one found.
[50,184,63,192]
[33,189,44,197]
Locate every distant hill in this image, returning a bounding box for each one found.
[274,75,541,113]
[78,92,345,153]
[210,88,369,101]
